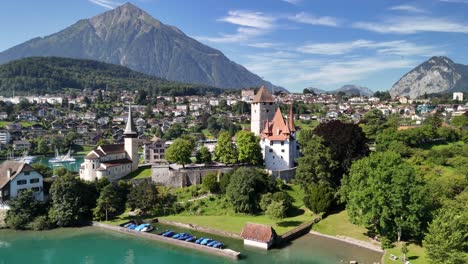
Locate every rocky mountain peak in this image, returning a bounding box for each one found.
[390,56,464,99]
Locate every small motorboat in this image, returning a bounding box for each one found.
[126,224,137,230]
[195,237,205,244]
[178,234,192,240]
[123,222,135,228]
[213,242,224,248]
[207,241,217,247]
[141,225,154,232]
[172,233,184,239]
[201,238,212,246]
[134,224,150,231]
[161,231,175,237]
[185,237,196,242]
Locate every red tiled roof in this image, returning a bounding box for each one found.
[252,86,275,103]
[240,223,275,243]
[261,108,290,140]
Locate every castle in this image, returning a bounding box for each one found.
[251,86,298,172]
[79,105,139,181]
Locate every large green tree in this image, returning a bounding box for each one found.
[341,151,429,241]
[196,146,212,164]
[360,108,387,141]
[127,181,159,212]
[165,138,194,167]
[93,184,121,221]
[235,130,262,165]
[214,131,238,164]
[226,167,272,213]
[5,190,44,229]
[424,196,468,264]
[48,175,97,227]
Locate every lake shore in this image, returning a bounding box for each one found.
[309,230,383,253]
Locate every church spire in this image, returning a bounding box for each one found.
[124,104,137,137]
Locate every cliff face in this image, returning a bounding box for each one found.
[390,56,468,99]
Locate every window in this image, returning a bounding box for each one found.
[281,156,283,159]
[270,141,273,146]
[17,180,27,185]
[31,187,41,192]
[281,149,285,153]
[24,171,30,176]
[30,178,40,184]
[272,156,275,159]
[281,141,284,146]
[266,110,269,113]
[269,149,273,153]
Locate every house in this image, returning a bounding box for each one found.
[79,106,139,182]
[0,130,11,144]
[13,140,31,150]
[240,223,276,250]
[143,136,168,163]
[0,112,8,120]
[0,161,44,202]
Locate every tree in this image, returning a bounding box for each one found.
[165,138,194,167]
[49,175,97,227]
[235,130,263,165]
[303,182,334,214]
[361,108,387,141]
[373,91,391,101]
[127,181,159,212]
[314,120,369,186]
[36,137,49,154]
[296,133,337,189]
[265,201,287,222]
[341,151,429,241]
[162,123,185,140]
[214,131,238,164]
[196,146,212,164]
[226,167,272,213]
[401,243,409,261]
[93,184,121,221]
[202,173,219,193]
[424,199,468,264]
[5,190,43,229]
[31,163,53,178]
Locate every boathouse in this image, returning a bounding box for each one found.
[240,223,276,250]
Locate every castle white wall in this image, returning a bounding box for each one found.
[251,102,275,136]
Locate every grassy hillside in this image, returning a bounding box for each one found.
[0,57,224,96]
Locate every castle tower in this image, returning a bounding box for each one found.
[124,105,139,171]
[251,86,275,136]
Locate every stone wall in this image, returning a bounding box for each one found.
[0,209,7,228]
[269,167,296,182]
[151,164,242,188]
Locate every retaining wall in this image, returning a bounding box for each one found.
[91,222,240,260]
[277,217,321,245]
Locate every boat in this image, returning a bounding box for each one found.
[185,237,196,242]
[161,231,175,237]
[126,224,137,230]
[213,242,224,248]
[14,150,36,164]
[49,148,76,163]
[178,234,192,240]
[140,225,154,232]
[134,224,150,231]
[207,241,217,247]
[195,237,205,244]
[200,238,212,245]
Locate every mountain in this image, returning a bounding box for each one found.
[390,56,468,99]
[303,85,373,96]
[0,2,285,92]
[0,57,223,96]
[333,85,374,97]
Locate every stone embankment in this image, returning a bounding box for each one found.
[92,222,241,260]
[309,230,383,253]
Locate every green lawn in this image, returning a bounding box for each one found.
[122,166,152,180]
[295,120,319,130]
[312,210,371,241]
[312,210,428,264]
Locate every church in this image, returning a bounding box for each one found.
[251,86,299,172]
[79,106,139,181]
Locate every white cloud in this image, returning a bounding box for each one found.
[440,0,468,3]
[288,12,340,27]
[88,0,121,9]
[389,5,427,13]
[246,42,278,48]
[218,10,275,29]
[283,0,302,5]
[198,10,276,43]
[297,39,439,56]
[353,16,468,34]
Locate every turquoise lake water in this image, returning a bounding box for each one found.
[0,227,382,264]
[33,156,84,172]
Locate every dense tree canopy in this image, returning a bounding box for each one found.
[5,190,44,229]
[214,132,238,164]
[165,138,194,167]
[235,130,263,165]
[341,151,429,241]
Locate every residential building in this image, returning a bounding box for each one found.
[143,137,168,163]
[453,92,464,101]
[0,130,11,144]
[0,161,44,202]
[251,86,275,136]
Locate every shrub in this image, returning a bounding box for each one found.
[28,215,53,230]
[202,173,219,193]
[303,182,334,214]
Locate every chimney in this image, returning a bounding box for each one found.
[7,168,12,179]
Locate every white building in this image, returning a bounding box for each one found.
[79,106,139,181]
[251,86,275,136]
[0,161,44,202]
[251,87,298,172]
[240,223,276,250]
[453,92,464,101]
[0,130,11,144]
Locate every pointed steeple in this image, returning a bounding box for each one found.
[124,104,137,137]
[288,104,296,132]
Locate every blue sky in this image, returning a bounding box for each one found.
[1,0,468,92]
